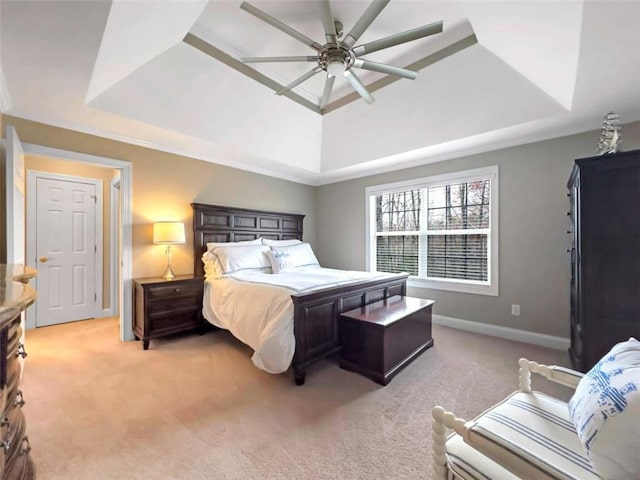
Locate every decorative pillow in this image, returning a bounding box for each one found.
[270,243,320,268]
[201,251,222,279]
[206,238,262,250]
[266,250,294,274]
[568,337,640,479]
[262,238,302,247]
[210,245,271,276]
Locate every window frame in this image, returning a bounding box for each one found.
[365,166,499,296]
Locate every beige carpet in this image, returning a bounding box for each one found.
[22,318,570,480]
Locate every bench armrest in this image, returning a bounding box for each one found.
[432,406,471,480]
[518,358,584,392]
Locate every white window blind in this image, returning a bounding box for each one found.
[366,166,498,295]
[375,190,421,275]
[424,179,490,281]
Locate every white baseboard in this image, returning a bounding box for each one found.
[433,314,570,351]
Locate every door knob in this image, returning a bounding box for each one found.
[39,257,49,263]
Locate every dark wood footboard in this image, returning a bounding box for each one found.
[290,273,408,385]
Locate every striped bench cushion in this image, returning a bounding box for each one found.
[466,391,602,480]
[446,434,520,480]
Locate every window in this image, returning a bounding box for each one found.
[366,166,498,295]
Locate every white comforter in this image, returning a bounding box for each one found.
[203,267,392,374]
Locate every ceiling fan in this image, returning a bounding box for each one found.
[239,0,443,107]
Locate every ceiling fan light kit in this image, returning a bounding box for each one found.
[239,0,444,108]
[326,60,346,77]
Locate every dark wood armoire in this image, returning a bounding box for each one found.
[567,149,640,372]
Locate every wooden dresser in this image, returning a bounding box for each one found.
[567,149,640,371]
[0,265,37,479]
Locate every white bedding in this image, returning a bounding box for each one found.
[202,267,393,374]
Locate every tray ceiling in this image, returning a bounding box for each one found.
[1,0,639,185]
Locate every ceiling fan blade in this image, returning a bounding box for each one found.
[342,0,390,49]
[319,0,338,44]
[352,21,443,56]
[240,1,322,52]
[276,66,323,95]
[242,56,318,63]
[344,70,375,104]
[320,74,335,108]
[352,59,418,79]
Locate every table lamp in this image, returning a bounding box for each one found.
[153,221,185,280]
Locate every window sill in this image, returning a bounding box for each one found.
[407,277,498,296]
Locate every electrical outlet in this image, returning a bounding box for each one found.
[511,304,520,316]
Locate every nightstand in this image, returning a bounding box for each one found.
[133,275,204,350]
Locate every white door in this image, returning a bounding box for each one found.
[35,176,98,326]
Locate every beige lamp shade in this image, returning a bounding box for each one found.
[153,222,185,244]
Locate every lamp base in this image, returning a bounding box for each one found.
[161,264,177,280]
[161,244,177,280]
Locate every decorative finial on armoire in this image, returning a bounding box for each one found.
[596,112,622,155]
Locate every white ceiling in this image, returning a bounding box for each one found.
[1,0,639,185]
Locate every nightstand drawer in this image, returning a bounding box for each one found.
[148,297,200,317]
[147,282,201,299]
[147,311,201,334]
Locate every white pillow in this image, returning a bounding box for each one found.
[568,337,640,480]
[206,238,262,250]
[262,238,302,246]
[211,244,271,275]
[270,243,320,268]
[266,250,294,274]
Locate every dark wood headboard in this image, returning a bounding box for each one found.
[191,203,305,278]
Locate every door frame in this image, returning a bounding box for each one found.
[4,126,25,264]
[107,175,121,318]
[21,143,134,341]
[27,170,104,326]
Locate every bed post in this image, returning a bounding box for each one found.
[294,369,305,386]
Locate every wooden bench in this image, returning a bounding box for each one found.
[338,295,434,385]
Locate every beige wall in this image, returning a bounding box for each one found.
[1,115,316,280]
[25,156,117,309]
[315,122,640,338]
[3,113,639,340]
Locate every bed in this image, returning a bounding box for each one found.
[192,203,408,385]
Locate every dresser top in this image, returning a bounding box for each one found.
[0,264,37,325]
[134,274,201,286]
[0,264,37,284]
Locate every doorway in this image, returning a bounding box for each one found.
[18,140,133,341]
